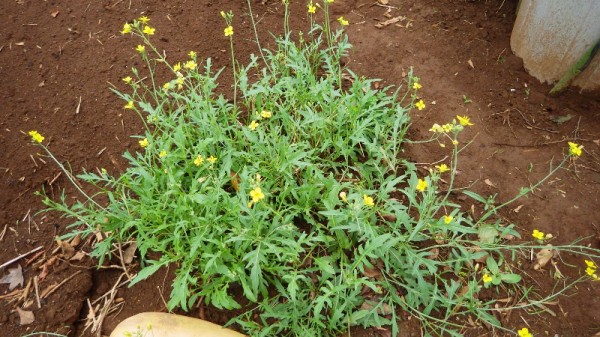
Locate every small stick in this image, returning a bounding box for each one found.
[41,270,82,299]
[34,276,41,308]
[0,246,43,270]
[0,224,7,241]
[75,96,82,114]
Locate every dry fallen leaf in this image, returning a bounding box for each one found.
[123,242,138,264]
[0,264,24,290]
[56,238,75,259]
[51,10,60,18]
[513,204,524,213]
[16,307,35,325]
[467,58,474,69]
[378,0,389,4]
[534,245,557,270]
[70,251,86,261]
[361,300,393,315]
[375,16,407,29]
[484,179,496,188]
[427,248,440,260]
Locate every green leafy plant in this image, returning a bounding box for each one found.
[29,2,599,337]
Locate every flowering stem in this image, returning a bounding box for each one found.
[478,156,568,224]
[229,35,237,107]
[245,0,269,70]
[40,145,108,213]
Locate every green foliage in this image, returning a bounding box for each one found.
[35,4,600,337]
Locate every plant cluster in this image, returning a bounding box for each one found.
[31,2,599,337]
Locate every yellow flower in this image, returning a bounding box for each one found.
[207,156,217,164]
[435,164,449,173]
[482,273,492,284]
[585,260,597,269]
[326,0,334,3]
[136,44,145,53]
[443,215,453,224]
[28,130,45,143]
[429,123,444,133]
[224,26,234,37]
[413,82,422,90]
[532,229,545,240]
[307,2,316,13]
[124,101,135,109]
[121,23,132,34]
[363,194,375,207]
[139,138,149,148]
[415,99,426,110]
[416,178,427,192]
[452,140,459,145]
[339,191,347,203]
[586,267,597,276]
[159,150,167,158]
[122,76,132,84]
[249,187,265,207]
[138,16,150,24]
[568,142,583,157]
[142,25,155,35]
[260,110,272,119]
[184,60,197,70]
[188,51,197,59]
[456,115,474,126]
[249,120,259,130]
[337,17,349,26]
[517,327,533,337]
[163,82,170,90]
[194,155,203,166]
[173,62,181,72]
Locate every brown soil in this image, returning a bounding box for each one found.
[1,0,599,336]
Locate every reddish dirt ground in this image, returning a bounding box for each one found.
[1,0,599,336]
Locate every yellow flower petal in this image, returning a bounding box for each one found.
[416,178,427,192]
[363,194,375,207]
[28,130,45,143]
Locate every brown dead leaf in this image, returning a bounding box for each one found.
[123,242,137,264]
[375,16,406,29]
[513,204,524,213]
[378,0,389,4]
[533,245,557,270]
[69,233,82,247]
[0,264,24,290]
[70,251,86,261]
[484,179,496,188]
[467,58,474,69]
[38,264,49,282]
[50,10,60,18]
[361,300,393,315]
[16,307,35,325]
[427,248,439,260]
[56,237,75,259]
[363,266,381,279]
[593,139,600,146]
